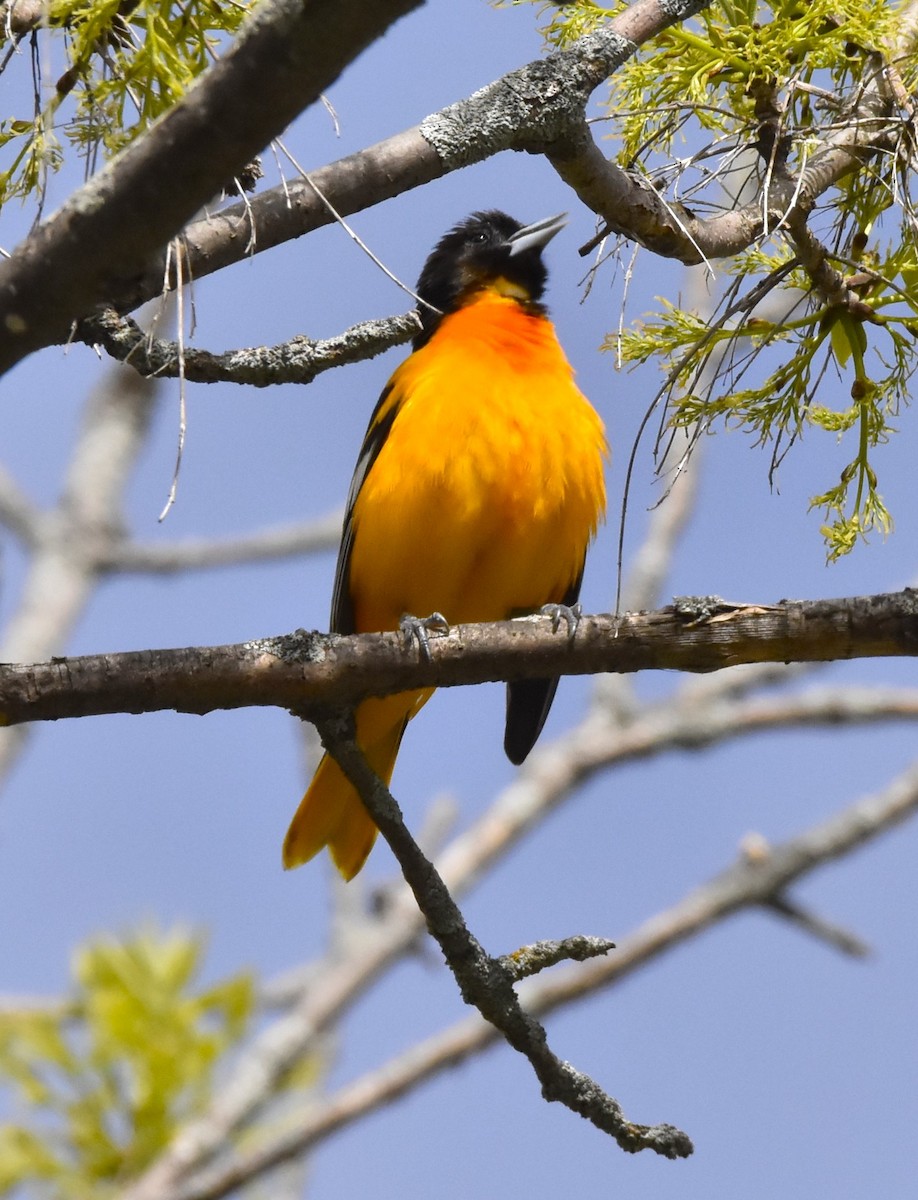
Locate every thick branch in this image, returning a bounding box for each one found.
[83,0,715,319]
[0,0,422,373]
[0,0,904,374]
[2,590,917,726]
[547,47,900,266]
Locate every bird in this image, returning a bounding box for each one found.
[282,209,608,879]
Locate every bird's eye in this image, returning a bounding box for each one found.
[473,230,488,244]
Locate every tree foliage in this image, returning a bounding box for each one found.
[1,0,917,1192]
[0,0,248,205]
[5,0,918,554]
[539,0,918,556]
[0,929,253,1199]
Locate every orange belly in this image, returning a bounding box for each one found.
[283,290,607,878]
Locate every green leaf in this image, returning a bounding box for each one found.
[829,312,854,368]
[0,925,256,1195]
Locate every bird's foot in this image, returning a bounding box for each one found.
[540,601,582,642]
[399,611,450,662]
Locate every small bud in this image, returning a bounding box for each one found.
[850,378,869,400]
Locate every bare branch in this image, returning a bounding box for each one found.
[2,591,918,726]
[0,0,423,373]
[497,935,616,982]
[87,0,715,320]
[167,755,918,1200]
[0,466,40,545]
[0,364,158,784]
[79,309,420,387]
[531,756,918,1009]
[118,890,434,1200]
[110,667,918,1200]
[103,512,342,575]
[763,892,871,958]
[315,712,693,1159]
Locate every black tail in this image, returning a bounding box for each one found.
[502,568,584,765]
[504,678,561,764]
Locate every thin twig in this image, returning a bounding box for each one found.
[101,510,342,575]
[158,240,188,521]
[316,713,693,1160]
[497,935,616,982]
[763,893,871,957]
[275,138,440,316]
[168,755,918,1200]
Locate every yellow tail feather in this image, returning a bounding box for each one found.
[282,692,430,879]
[282,750,381,880]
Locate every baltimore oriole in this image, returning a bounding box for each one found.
[283,210,608,878]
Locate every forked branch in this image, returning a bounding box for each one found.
[315,713,694,1159]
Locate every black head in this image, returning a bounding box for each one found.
[413,210,566,348]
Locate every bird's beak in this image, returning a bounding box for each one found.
[506,212,567,256]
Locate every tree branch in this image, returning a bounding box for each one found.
[762,893,871,958]
[84,0,716,321]
[78,308,420,387]
[0,465,40,546]
[110,666,918,1200]
[547,44,902,268]
[0,365,158,785]
[164,750,918,1200]
[2,590,918,726]
[0,0,422,374]
[100,511,342,575]
[2,0,907,376]
[496,935,617,982]
[314,712,693,1159]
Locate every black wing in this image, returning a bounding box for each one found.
[502,565,584,766]
[330,383,399,635]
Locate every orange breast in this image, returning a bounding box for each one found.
[347,291,607,632]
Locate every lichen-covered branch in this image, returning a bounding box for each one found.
[547,45,902,269]
[2,590,917,727]
[0,0,713,371]
[79,308,420,387]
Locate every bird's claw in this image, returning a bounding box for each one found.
[400,611,450,662]
[541,601,581,642]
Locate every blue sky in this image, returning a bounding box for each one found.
[1,3,917,1197]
